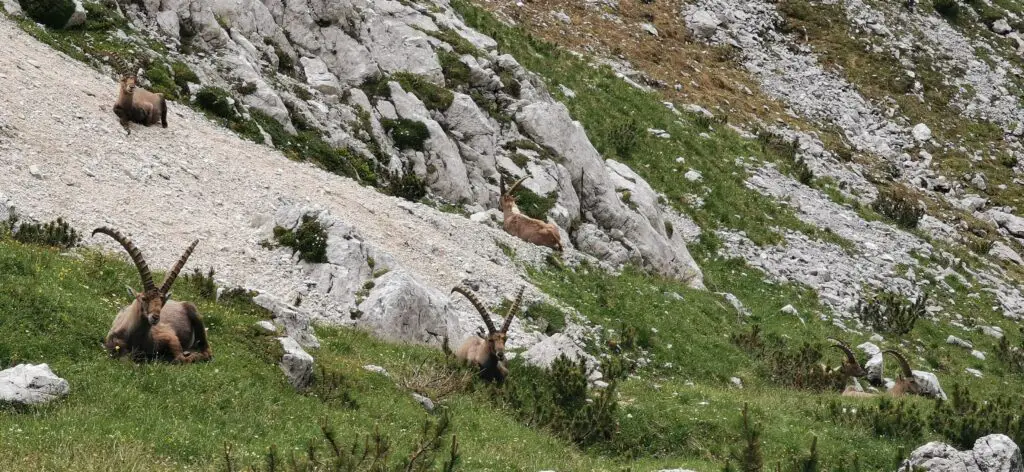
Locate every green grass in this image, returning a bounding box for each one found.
[0,237,640,471]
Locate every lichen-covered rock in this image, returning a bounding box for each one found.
[0,363,69,405]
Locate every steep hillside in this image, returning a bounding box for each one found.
[5,0,1024,470]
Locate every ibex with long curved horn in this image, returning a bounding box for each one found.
[113,76,167,135]
[450,285,523,382]
[884,349,925,397]
[826,337,877,398]
[94,227,211,364]
[499,176,563,251]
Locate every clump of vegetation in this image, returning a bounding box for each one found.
[19,0,75,29]
[793,156,814,185]
[995,327,1024,374]
[382,118,431,152]
[828,397,925,441]
[195,86,238,120]
[438,50,472,89]
[871,186,925,229]
[609,118,642,159]
[732,325,844,392]
[4,209,80,249]
[524,301,565,335]
[250,111,379,185]
[723,403,764,472]
[273,214,329,264]
[855,289,926,337]
[182,267,218,300]
[496,355,618,448]
[226,411,460,472]
[386,170,429,202]
[933,0,961,22]
[929,384,1024,450]
[393,73,455,111]
[509,185,557,221]
[309,366,359,410]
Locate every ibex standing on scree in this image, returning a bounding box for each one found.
[499,176,563,251]
[450,285,524,382]
[94,227,211,364]
[113,76,168,135]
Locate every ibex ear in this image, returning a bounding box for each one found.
[162,291,172,305]
[125,285,137,298]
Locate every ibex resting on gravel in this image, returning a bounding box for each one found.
[500,176,563,252]
[450,285,523,382]
[113,76,167,135]
[94,227,211,364]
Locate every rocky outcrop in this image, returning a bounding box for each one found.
[0,364,69,405]
[901,434,1022,472]
[118,0,703,289]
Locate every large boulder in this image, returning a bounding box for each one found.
[253,293,320,349]
[520,333,594,370]
[686,10,721,39]
[902,434,1022,472]
[516,102,704,288]
[0,364,69,405]
[354,270,451,346]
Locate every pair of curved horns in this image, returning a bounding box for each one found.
[92,227,199,297]
[451,285,524,334]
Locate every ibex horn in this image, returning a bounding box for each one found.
[92,227,156,293]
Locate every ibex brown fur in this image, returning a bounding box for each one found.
[450,285,523,382]
[94,227,211,364]
[113,76,167,135]
[828,338,868,379]
[499,176,563,251]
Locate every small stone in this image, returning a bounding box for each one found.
[363,364,390,376]
[971,350,986,360]
[965,368,983,378]
[947,335,973,349]
[640,22,658,36]
[411,393,434,411]
[552,11,571,24]
[255,320,277,334]
[993,18,1013,35]
[29,165,42,178]
[780,304,798,315]
[730,377,743,389]
[912,123,932,142]
[869,334,884,342]
[684,170,702,182]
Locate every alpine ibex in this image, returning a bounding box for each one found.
[499,176,563,251]
[94,227,211,364]
[828,338,868,379]
[113,76,167,135]
[839,348,926,398]
[450,285,523,382]
[884,349,925,397]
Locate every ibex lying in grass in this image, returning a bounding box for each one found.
[450,285,523,383]
[499,176,563,252]
[94,227,211,364]
[113,76,167,135]
[839,348,925,398]
[825,337,878,398]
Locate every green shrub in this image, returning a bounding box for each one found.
[386,171,429,202]
[227,411,460,471]
[929,384,1024,449]
[20,0,75,29]
[145,61,180,100]
[273,214,329,264]
[393,73,454,111]
[438,50,472,89]
[872,186,924,229]
[5,210,80,249]
[793,156,814,185]
[195,86,237,120]
[382,118,431,151]
[82,1,126,31]
[726,403,764,472]
[995,328,1024,374]
[235,81,257,95]
[933,0,960,21]
[496,355,618,448]
[828,397,925,441]
[510,186,557,221]
[609,118,641,159]
[855,289,926,337]
[524,301,565,335]
[172,61,199,94]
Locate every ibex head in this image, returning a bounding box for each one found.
[93,227,197,340]
[499,175,527,214]
[451,285,523,362]
[828,337,868,378]
[883,349,924,396]
[119,76,138,95]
